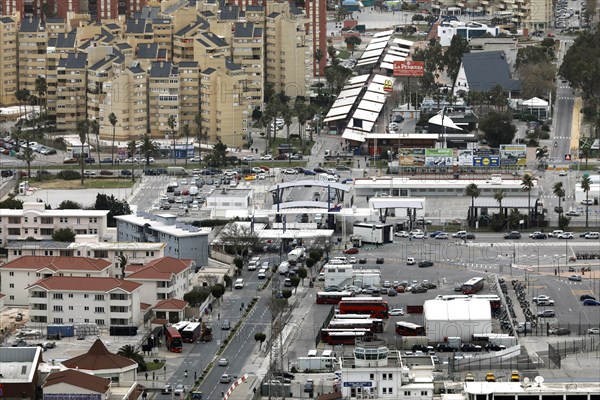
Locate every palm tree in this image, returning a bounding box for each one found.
[35,76,47,118]
[194,112,203,165]
[15,89,31,120]
[108,112,117,165]
[314,49,323,87]
[117,344,146,371]
[553,182,565,218]
[127,139,137,182]
[13,127,39,179]
[494,190,505,219]
[76,119,90,185]
[465,183,480,227]
[139,134,157,166]
[89,119,100,168]
[283,106,293,164]
[167,115,177,165]
[521,174,535,227]
[581,175,592,228]
[182,123,191,167]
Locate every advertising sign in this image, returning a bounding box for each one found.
[393,60,425,77]
[425,148,453,167]
[500,144,527,166]
[473,156,500,167]
[399,148,425,166]
[383,79,393,92]
[457,149,474,166]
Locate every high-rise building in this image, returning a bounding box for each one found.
[55,52,88,131]
[231,22,264,107]
[17,17,47,95]
[0,17,18,106]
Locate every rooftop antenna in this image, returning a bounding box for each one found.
[534,376,544,387]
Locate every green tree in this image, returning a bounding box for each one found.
[281,289,292,299]
[211,283,226,302]
[183,287,210,307]
[76,119,90,185]
[518,62,555,98]
[282,105,293,164]
[465,183,481,227]
[183,123,191,167]
[507,208,527,230]
[219,223,259,257]
[117,344,146,371]
[290,276,300,293]
[168,115,178,165]
[89,119,100,166]
[553,182,566,218]
[444,35,470,82]
[58,200,82,209]
[479,111,516,147]
[494,190,505,220]
[324,64,352,95]
[94,193,132,227]
[205,139,228,167]
[15,88,31,117]
[108,112,118,165]
[413,40,444,93]
[558,214,571,231]
[581,175,592,228]
[254,332,266,350]
[234,257,244,276]
[52,227,76,242]
[521,174,535,226]
[35,76,47,118]
[344,36,362,53]
[515,46,550,68]
[297,267,308,285]
[0,197,23,209]
[139,134,158,167]
[13,127,41,179]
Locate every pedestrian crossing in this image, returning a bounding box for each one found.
[539,194,575,199]
[466,242,600,247]
[553,136,573,140]
[556,97,576,100]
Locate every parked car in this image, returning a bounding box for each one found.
[395,231,409,237]
[436,344,454,352]
[485,343,506,351]
[343,247,359,254]
[569,275,583,282]
[580,294,597,301]
[376,257,384,264]
[549,327,571,335]
[503,231,521,239]
[389,308,404,316]
[220,374,232,383]
[461,343,482,352]
[435,233,449,240]
[537,299,555,306]
[583,299,600,306]
[586,327,600,334]
[537,310,556,318]
[418,260,434,268]
[558,232,574,239]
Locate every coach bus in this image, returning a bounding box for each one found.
[471,294,501,310]
[182,322,202,343]
[395,321,425,336]
[462,277,485,294]
[165,327,183,352]
[328,318,384,333]
[316,291,354,304]
[171,321,189,334]
[320,328,374,345]
[338,297,389,318]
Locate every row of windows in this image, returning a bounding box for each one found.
[53,318,105,325]
[54,293,105,300]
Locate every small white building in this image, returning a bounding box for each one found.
[27,276,142,327]
[0,202,110,245]
[423,299,492,342]
[339,342,435,399]
[323,264,381,287]
[43,369,111,399]
[0,256,112,306]
[124,256,194,307]
[205,188,253,218]
[437,21,499,47]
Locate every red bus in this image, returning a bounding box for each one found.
[395,321,425,336]
[320,328,373,345]
[471,294,501,310]
[165,327,183,352]
[338,297,389,318]
[316,291,354,304]
[182,322,202,343]
[328,318,384,333]
[462,277,485,294]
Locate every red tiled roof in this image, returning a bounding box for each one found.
[28,276,141,293]
[62,339,136,370]
[43,369,111,393]
[140,302,152,310]
[151,318,169,325]
[0,293,4,299]
[125,257,193,281]
[1,256,111,272]
[153,298,188,310]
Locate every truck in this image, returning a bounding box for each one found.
[167,166,188,176]
[295,356,336,372]
[278,261,290,275]
[200,323,213,342]
[325,152,354,161]
[287,247,305,263]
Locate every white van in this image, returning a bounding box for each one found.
[307,349,318,357]
[258,268,267,279]
[234,279,244,289]
[189,185,199,196]
[322,350,336,358]
[278,261,290,275]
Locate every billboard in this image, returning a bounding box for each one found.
[425,148,453,167]
[399,148,425,166]
[473,156,500,167]
[383,79,393,92]
[457,149,474,166]
[500,144,527,166]
[393,60,425,77]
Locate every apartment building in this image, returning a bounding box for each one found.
[115,211,209,267]
[27,276,142,326]
[172,18,209,63]
[200,58,247,148]
[0,256,111,306]
[99,62,147,141]
[231,22,263,107]
[46,17,67,40]
[265,8,312,99]
[0,202,110,244]
[1,0,44,17]
[86,47,123,122]
[124,17,173,61]
[17,17,47,95]
[0,17,18,106]
[147,61,180,138]
[527,0,552,29]
[56,52,88,131]
[179,61,200,128]
[5,234,166,275]
[302,0,326,77]
[124,256,194,306]
[193,31,231,71]
[46,32,77,120]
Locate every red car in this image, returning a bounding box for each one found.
[343,248,359,254]
[259,165,270,172]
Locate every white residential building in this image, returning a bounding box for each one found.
[339,342,435,399]
[437,21,499,47]
[0,256,111,306]
[0,202,110,245]
[27,276,142,327]
[5,235,167,277]
[124,257,194,307]
[205,188,253,218]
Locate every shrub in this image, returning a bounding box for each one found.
[57,170,81,180]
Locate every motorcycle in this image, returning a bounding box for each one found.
[569,266,576,272]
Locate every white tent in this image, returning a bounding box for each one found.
[428,114,463,131]
[522,97,549,107]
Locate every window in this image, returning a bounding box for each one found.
[69,306,73,310]
[421,391,428,396]
[95,319,105,326]
[84,306,89,311]
[95,307,105,313]
[9,271,14,276]
[370,374,374,380]
[53,318,63,324]
[44,250,53,256]
[388,388,393,395]
[95,294,105,301]
[68,293,73,298]
[9,283,14,288]
[53,305,63,312]
[404,392,411,396]
[53,293,63,300]
[383,388,387,395]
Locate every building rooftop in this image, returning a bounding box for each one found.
[43,369,111,394]
[153,298,188,310]
[62,339,136,370]
[116,212,208,238]
[19,17,42,33]
[125,256,193,280]
[464,381,600,394]
[1,256,111,272]
[28,276,141,293]
[149,61,177,77]
[208,188,252,198]
[0,347,42,383]
[461,51,521,93]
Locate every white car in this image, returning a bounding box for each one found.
[382,280,391,288]
[389,308,405,316]
[348,256,358,264]
[395,231,409,237]
[581,199,594,205]
[412,233,426,239]
[559,170,568,176]
[218,358,228,366]
[258,174,266,180]
[284,168,297,175]
[260,154,273,160]
[435,233,449,239]
[242,155,255,161]
[409,229,424,236]
[83,170,96,176]
[251,167,264,174]
[533,295,550,303]
[587,327,600,335]
[557,232,574,239]
[565,210,581,217]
